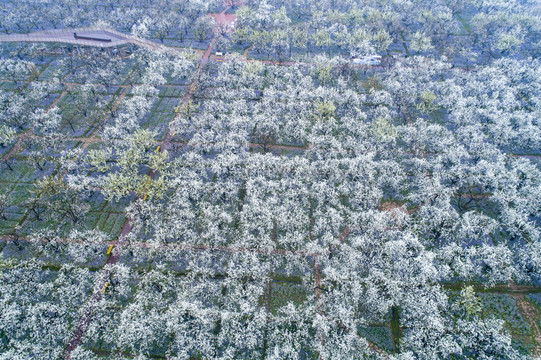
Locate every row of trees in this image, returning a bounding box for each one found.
[0,237,523,359]
[227,0,541,62]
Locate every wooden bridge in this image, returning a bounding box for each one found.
[0,27,175,53]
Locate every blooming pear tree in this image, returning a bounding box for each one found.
[0,0,541,358]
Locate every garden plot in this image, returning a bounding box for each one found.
[62,57,135,87]
[269,280,309,314]
[271,253,314,281]
[19,139,81,159]
[0,159,58,235]
[80,191,127,240]
[0,183,34,231]
[445,290,536,354]
[36,57,72,81]
[1,240,39,262]
[139,96,180,140]
[478,294,533,345]
[357,326,394,353]
[1,239,109,270]
[0,67,37,84]
[528,294,541,308]
[163,70,194,86]
[0,152,129,239]
[156,84,189,98]
[0,158,56,181]
[116,246,159,272]
[56,92,114,137]
[39,242,110,270]
[88,212,125,239]
[0,80,26,91]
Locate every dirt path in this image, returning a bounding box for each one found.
[243,46,252,59]
[211,11,237,28]
[62,219,132,359]
[443,283,541,294]
[512,294,541,357]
